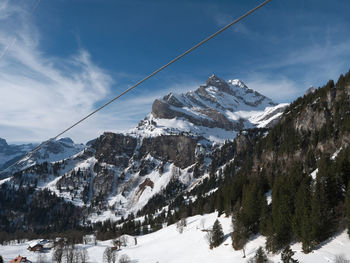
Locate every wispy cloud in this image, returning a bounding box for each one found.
[263,41,350,70]
[244,74,300,102]
[213,12,259,39]
[0,1,112,143]
[213,12,232,27]
[255,35,350,96]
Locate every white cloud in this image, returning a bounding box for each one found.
[0,1,113,143]
[256,37,350,96]
[212,9,260,39]
[266,41,350,70]
[213,13,233,27]
[245,74,300,102]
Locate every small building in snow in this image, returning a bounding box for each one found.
[27,241,44,252]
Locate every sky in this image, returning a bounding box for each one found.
[0,0,350,144]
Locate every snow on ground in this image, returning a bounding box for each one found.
[311,168,318,180]
[2,212,350,263]
[0,177,11,185]
[331,147,342,160]
[133,103,287,144]
[128,163,193,215]
[265,190,272,205]
[131,115,238,144]
[249,103,289,128]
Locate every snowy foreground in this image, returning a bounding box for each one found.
[1,213,350,263]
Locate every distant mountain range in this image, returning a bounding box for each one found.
[0,138,36,171]
[0,137,84,178]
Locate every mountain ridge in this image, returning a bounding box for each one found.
[0,137,84,179]
[0,138,37,171]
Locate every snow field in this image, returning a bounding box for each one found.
[2,212,350,262]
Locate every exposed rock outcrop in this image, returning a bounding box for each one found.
[139,135,198,169]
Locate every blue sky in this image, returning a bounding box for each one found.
[1,0,350,143]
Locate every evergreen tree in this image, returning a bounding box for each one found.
[216,193,225,217]
[292,177,312,252]
[259,195,270,236]
[311,175,332,243]
[167,213,175,226]
[249,247,268,263]
[211,219,224,248]
[338,148,350,188]
[142,225,148,235]
[346,182,350,238]
[223,189,232,217]
[232,201,249,257]
[317,155,342,210]
[241,182,263,234]
[281,245,299,263]
[269,177,293,252]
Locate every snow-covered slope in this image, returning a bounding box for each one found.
[132,75,288,143]
[1,212,349,263]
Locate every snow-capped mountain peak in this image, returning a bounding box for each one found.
[206,74,230,90]
[57,137,75,145]
[228,78,246,89]
[136,75,286,142]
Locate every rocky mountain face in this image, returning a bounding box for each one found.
[0,75,287,228]
[134,75,288,143]
[152,76,275,127]
[9,131,210,222]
